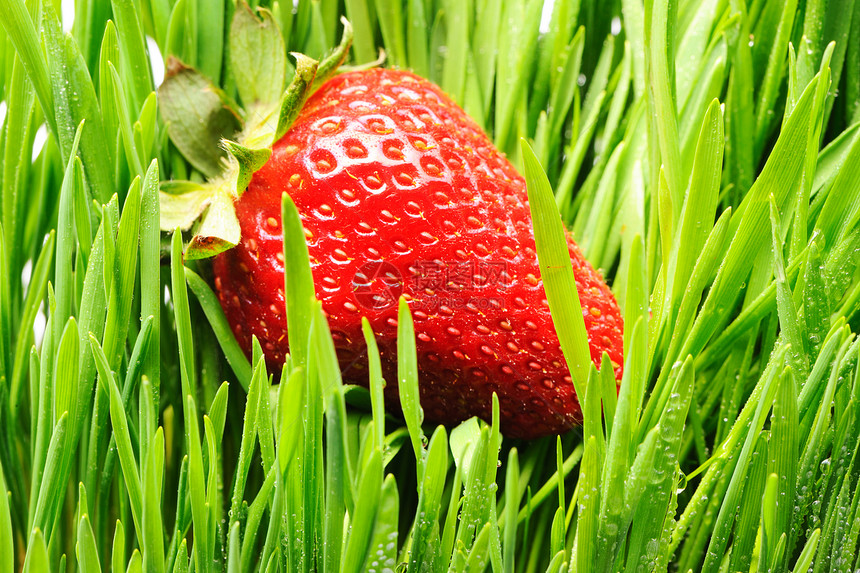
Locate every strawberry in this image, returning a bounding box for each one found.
[211,68,623,439]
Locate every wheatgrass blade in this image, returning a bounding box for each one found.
[361,318,386,451]
[22,528,49,573]
[301,304,326,572]
[503,448,520,573]
[406,0,430,79]
[185,268,252,388]
[0,0,55,135]
[367,474,400,572]
[397,296,425,477]
[678,40,726,177]
[626,357,694,568]
[202,416,222,564]
[668,99,723,315]
[769,197,808,379]
[2,54,37,302]
[141,417,166,573]
[42,2,114,202]
[111,519,125,573]
[700,346,787,572]
[522,140,590,395]
[76,511,101,572]
[324,383,348,570]
[0,462,12,573]
[767,366,799,567]
[108,63,144,178]
[405,425,448,573]
[343,0,376,64]
[90,335,143,540]
[754,0,798,158]
[239,464,277,571]
[229,355,265,530]
[373,0,406,67]
[494,0,542,155]
[111,0,154,108]
[184,391,210,573]
[683,73,822,361]
[341,449,383,573]
[170,231,196,400]
[471,0,501,119]
[9,231,54,413]
[440,0,469,105]
[281,193,315,374]
[727,433,769,573]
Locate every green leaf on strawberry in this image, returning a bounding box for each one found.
[229,3,287,112]
[158,14,353,258]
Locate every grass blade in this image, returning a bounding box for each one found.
[521,139,590,395]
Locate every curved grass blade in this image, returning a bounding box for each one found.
[397,296,425,477]
[521,139,590,395]
[185,267,252,388]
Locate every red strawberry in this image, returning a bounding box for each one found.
[212,68,623,439]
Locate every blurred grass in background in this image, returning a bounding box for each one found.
[0,0,858,571]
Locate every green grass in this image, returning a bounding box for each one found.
[1,0,860,571]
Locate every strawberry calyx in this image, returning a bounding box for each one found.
[158,8,353,259]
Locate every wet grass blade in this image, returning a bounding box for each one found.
[90,335,143,539]
[522,140,590,395]
[185,268,252,388]
[0,461,12,573]
[397,297,425,477]
[340,449,382,573]
[282,193,315,372]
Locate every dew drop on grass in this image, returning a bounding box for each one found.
[660,421,675,441]
[676,471,688,494]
